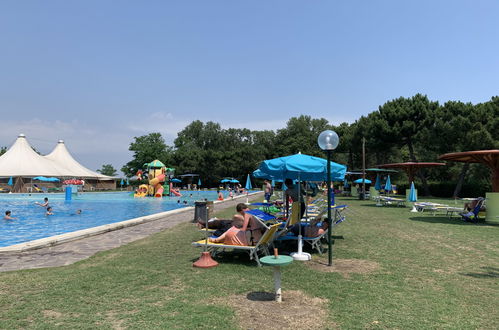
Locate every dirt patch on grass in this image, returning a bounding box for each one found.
[106,311,125,330]
[43,310,63,319]
[308,258,380,277]
[215,290,333,329]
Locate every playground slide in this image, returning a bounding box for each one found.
[154,184,164,197]
[149,173,165,186]
[171,189,181,197]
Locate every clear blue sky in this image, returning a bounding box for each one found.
[1,1,498,173]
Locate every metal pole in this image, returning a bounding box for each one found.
[362,137,366,200]
[327,150,333,266]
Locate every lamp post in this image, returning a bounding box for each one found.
[318,130,339,267]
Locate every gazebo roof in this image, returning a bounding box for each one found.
[378,162,446,169]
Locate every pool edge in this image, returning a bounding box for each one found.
[0,191,262,253]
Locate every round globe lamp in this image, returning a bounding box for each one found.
[318,130,339,267]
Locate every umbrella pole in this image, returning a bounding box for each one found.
[291,174,311,261]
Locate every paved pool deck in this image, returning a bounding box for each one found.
[0,192,263,272]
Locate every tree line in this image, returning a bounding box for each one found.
[121,94,499,197]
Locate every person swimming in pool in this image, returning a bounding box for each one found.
[35,197,49,207]
[46,206,53,216]
[4,210,16,220]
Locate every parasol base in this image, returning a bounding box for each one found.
[193,251,219,268]
[410,205,418,212]
[290,252,311,261]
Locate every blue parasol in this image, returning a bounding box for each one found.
[271,179,275,187]
[353,178,372,184]
[7,177,13,186]
[230,179,239,183]
[33,176,60,182]
[220,179,230,183]
[375,174,382,190]
[171,178,182,183]
[258,153,346,182]
[126,177,130,185]
[408,181,417,202]
[198,178,201,186]
[120,178,124,186]
[245,174,252,190]
[343,177,349,188]
[384,175,392,192]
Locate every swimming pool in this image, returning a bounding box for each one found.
[0,191,225,247]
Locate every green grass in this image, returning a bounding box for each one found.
[1,196,498,329]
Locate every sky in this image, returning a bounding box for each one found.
[1,1,498,174]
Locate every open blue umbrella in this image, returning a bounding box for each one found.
[171,178,182,183]
[230,179,239,183]
[7,177,13,186]
[258,153,346,181]
[384,175,392,193]
[408,181,417,202]
[353,178,372,184]
[220,179,231,183]
[375,174,382,190]
[33,176,60,182]
[245,174,252,190]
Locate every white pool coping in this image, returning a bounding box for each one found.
[0,191,262,253]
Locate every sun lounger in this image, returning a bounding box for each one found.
[379,196,406,207]
[276,205,348,254]
[192,223,280,266]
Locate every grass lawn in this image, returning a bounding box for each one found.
[0,196,498,329]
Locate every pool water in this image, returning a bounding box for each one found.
[0,191,225,247]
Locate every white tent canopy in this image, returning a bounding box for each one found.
[0,134,113,179]
[44,140,111,179]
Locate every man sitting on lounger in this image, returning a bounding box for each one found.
[289,218,328,238]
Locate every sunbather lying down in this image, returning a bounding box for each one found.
[197,203,266,244]
[208,221,248,246]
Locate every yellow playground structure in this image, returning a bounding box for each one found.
[134,160,180,198]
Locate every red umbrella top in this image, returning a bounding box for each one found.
[378,162,446,183]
